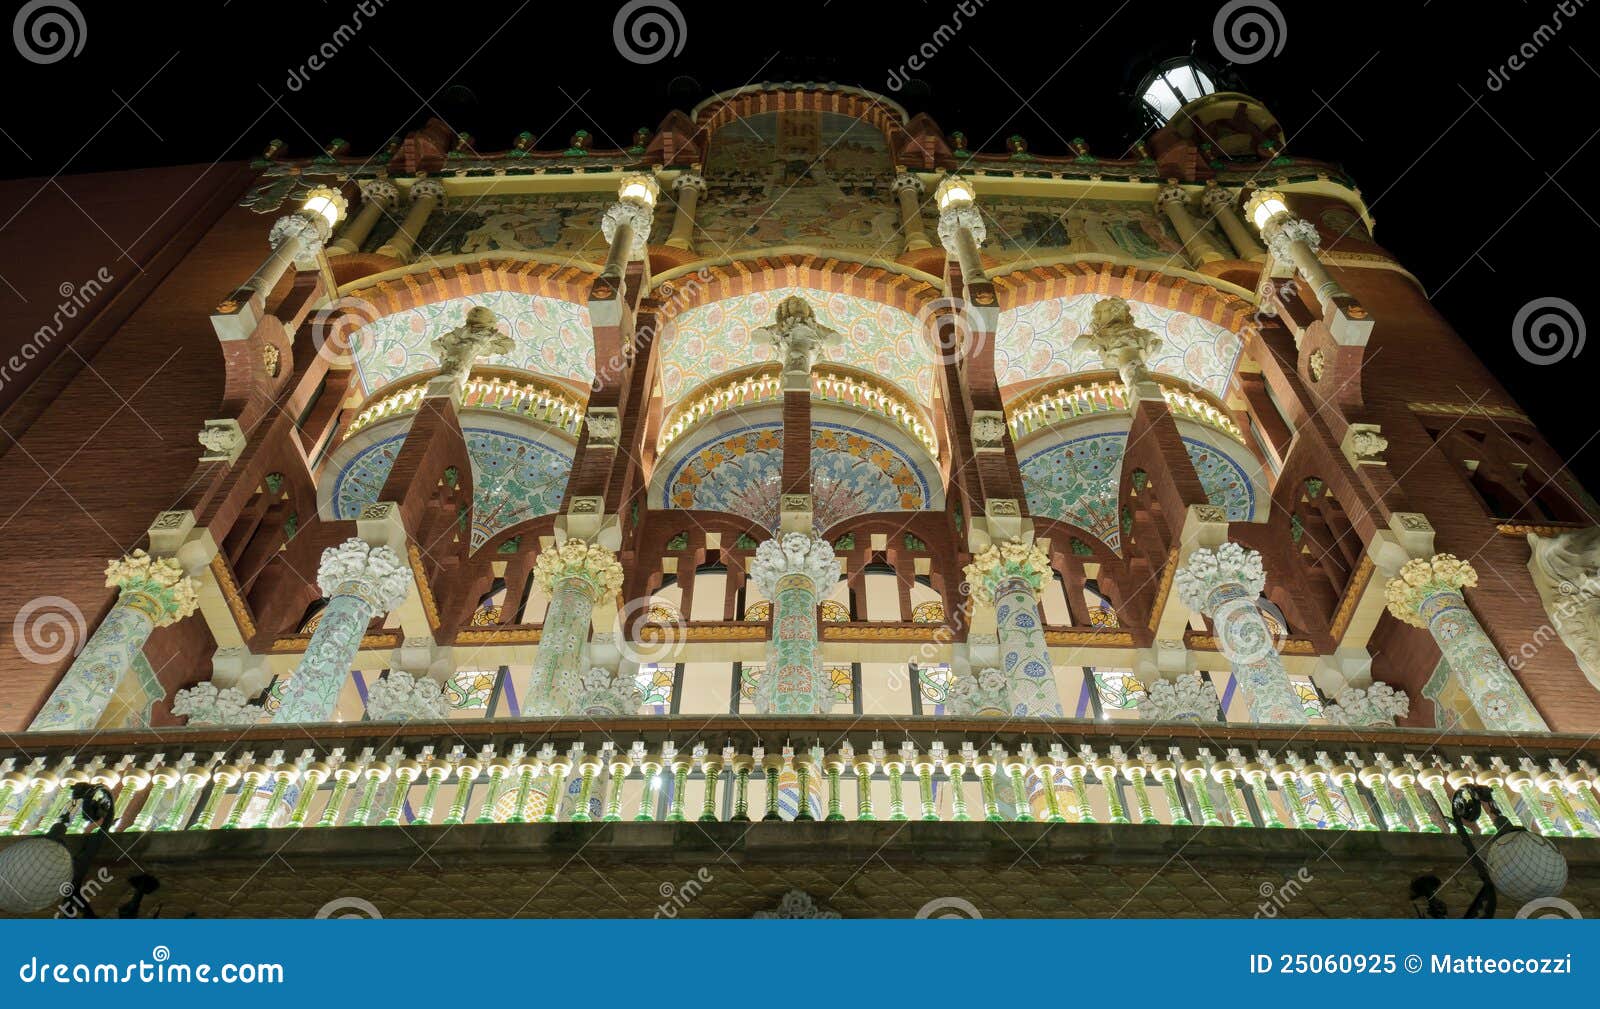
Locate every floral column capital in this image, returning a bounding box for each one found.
[107,549,200,628]
[964,539,1052,605]
[1174,542,1266,614]
[561,666,644,717]
[1384,553,1478,626]
[532,539,624,602]
[316,538,412,612]
[750,533,838,598]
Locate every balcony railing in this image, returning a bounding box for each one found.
[657,364,939,459]
[1007,373,1244,444]
[3,718,1596,838]
[343,367,587,440]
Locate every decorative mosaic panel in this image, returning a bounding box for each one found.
[660,421,933,532]
[1020,432,1255,552]
[331,427,573,551]
[659,287,932,407]
[994,294,1242,397]
[408,192,649,259]
[738,663,851,708]
[975,196,1189,260]
[695,111,899,255]
[350,292,595,394]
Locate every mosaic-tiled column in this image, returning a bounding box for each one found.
[522,540,623,716]
[1174,542,1305,724]
[30,551,199,731]
[1384,554,1546,731]
[963,540,1062,716]
[748,533,839,715]
[271,539,411,724]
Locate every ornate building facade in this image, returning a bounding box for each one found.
[2,82,1598,917]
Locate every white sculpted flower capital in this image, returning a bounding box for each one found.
[532,539,625,600]
[316,538,413,613]
[963,539,1052,605]
[364,671,449,721]
[1174,541,1266,614]
[749,533,839,598]
[1384,553,1479,627]
[171,682,262,726]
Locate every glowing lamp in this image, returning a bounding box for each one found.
[935,175,976,213]
[1244,190,1289,231]
[617,173,660,210]
[301,186,348,229]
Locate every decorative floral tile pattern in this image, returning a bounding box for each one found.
[1020,432,1255,552]
[350,292,594,394]
[659,287,933,407]
[994,294,1241,397]
[331,427,573,551]
[660,421,933,531]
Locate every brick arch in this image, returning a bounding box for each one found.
[693,85,910,153]
[654,253,942,318]
[990,261,1256,330]
[327,257,600,329]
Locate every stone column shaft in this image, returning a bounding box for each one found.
[523,541,623,716]
[1156,185,1226,266]
[30,551,199,731]
[328,180,398,256]
[964,541,1062,716]
[664,172,705,251]
[750,533,838,715]
[1386,554,1546,731]
[374,180,444,262]
[1175,542,1305,724]
[271,539,411,724]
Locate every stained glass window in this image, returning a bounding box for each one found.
[1289,676,1325,721]
[636,663,674,712]
[1093,670,1145,710]
[819,600,850,622]
[743,600,772,622]
[1088,604,1119,628]
[911,600,945,624]
[828,665,853,705]
[445,669,497,709]
[918,663,954,709]
[470,603,503,626]
[740,664,762,701]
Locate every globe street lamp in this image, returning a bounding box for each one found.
[1410,784,1569,918]
[0,782,115,915]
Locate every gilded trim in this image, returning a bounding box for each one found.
[455,627,541,645]
[1146,547,1179,632]
[408,543,442,632]
[1329,554,1376,641]
[209,554,257,639]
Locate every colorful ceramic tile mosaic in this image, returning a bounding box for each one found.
[660,421,934,531]
[350,292,595,394]
[994,294,1242,397]
[659,287,932,408]
[694,111,900,255]
[1020,432,1255,552]
[331,427,573,551]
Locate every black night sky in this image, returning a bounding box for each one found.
[3,0,1597,486]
